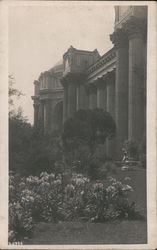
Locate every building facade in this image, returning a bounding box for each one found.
[32,6,147,159]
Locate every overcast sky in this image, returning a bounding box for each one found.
[9,3,115,124]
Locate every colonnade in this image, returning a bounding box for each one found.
[62,19,146,159]
[110,17,146,158]
[34,100,51,133]
[34,99,56,133]
[62,70,116,158]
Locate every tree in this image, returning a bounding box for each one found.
[9,75,64,176]
[25,132,63,176]
[9,75,24,118]
[62,108,116,168]
[9,114,33,174]
[9,75,32,174]
[62,108,116,149]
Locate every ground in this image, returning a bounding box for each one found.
[24,168,147,245]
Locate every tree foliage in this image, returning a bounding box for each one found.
[62,108,116,152]
[9,75,24,118]
[9,76,63,176]
[9,118,63,176]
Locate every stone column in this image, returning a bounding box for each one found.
[125,20,146,142]
[44,99,52,134]
[97,78,107,111]
[106,72,116,159]
[67,81,76,118]
[110,30,129,159]
[33,104,39,128]
[106,72,115,119]
[38,101,44,133]
[63,85,68,122]
[96,78,107,156]
[76,83,87,110]
[89,84,97,109]
[84,88,89,109]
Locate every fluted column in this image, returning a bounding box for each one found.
[63,86,68,122]
[44,99,52,134]
[110,30,129,159]
[97,78,107,111]
[106,72,116,158]
[106,72,115,119]
[124,19,146,142]
[33,104,39,128]
[67,82,76,118]
[38,101,44,133]
[62,73,86,119]
[89,84,97,109]
[76,83,87,110]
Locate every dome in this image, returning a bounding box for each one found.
[48,60,64,74]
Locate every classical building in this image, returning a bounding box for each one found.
[32,6,147,159]
[32,62,64,133]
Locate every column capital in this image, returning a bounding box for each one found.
[123,17,147,40]
[34,80,40,85]
[110,29,128,48]
[32,95,40,105]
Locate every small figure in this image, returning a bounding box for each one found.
[122,148,129,163]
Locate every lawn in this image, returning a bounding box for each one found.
[24,168,147,245]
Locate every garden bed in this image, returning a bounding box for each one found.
[25,169,147,245]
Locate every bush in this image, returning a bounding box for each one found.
[9,172,141,243]
[123,139,138,160]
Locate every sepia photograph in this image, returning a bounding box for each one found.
[0,1,156,249]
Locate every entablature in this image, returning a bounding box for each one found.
[86,48,116,84]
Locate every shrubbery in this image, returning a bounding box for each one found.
[9,172,141,243]
[123,137,146,168]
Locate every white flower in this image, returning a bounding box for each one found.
[124,177,131,182]
[53,179,61,185]
[65,184,75,192]
[108,176,116,183]
[40,172,48,177]
[56,174,62,180]
[19,182,25,189]
[93,182,104,191]
[106,185,115,193]
[40,182,50,188]
[76,178,85,186]
[122,184,133,192]
[49,173,55,180]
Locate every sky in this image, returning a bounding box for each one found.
[9,3,115,124]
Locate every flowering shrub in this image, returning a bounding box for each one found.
[9,172,140,242]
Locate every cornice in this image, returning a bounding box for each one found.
[87,48,116,75]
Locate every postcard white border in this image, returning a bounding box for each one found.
[0,1,156,249]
